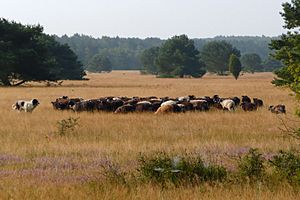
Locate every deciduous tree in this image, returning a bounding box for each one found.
[155,35,206,78]
[201,41,240,75]
[240,53,262,73]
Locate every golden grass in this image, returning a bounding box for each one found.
[0,71,299,199]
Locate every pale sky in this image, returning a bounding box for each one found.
[0,0,291,39]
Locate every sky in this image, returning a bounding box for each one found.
[0,0,291,39]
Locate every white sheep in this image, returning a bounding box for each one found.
[220,99,235,111]
[161,100,177,107]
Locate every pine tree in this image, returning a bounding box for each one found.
[229,54,242,80]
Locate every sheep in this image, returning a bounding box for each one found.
[220,99,235,111]
[269,105,286,114]
[241,102,257,111]
[253,98,264,107]
[114,104,135,114]
[160,100,177,107]
[155,104,182,114]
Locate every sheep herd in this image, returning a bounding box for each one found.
[48,95,286,114]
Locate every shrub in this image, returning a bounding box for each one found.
[57,117,79,136]
[269,150,300,185]
[137,152,227,186]
[237,148,265,182]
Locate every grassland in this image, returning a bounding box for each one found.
[0,71,299,199]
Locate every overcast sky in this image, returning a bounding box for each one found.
[0,0,291,39]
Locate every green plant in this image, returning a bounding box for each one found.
[238,148,265,182]
[56,117,79,136]
[229,54,242,80]
[137,152,227,187]
[269,150,300,185]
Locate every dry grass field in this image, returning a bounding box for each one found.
[0,71,299,199]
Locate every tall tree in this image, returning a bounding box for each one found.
[201,41,240,75]
[0,18,85,86]
[229,54,242,80]
[271,0,300,139]
[240,53,262,73]
[155,35,206,78]
[270,0,300,95]
[41,35,85,80]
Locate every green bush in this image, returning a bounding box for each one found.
[57,117,79,136]
[269,150,300,185]
[237,148,265,182]
[137,152,227,186]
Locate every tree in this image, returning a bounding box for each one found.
[140,46,160,74]
[41,35,85,80]
[86,54,112,72]
[0,18,85,86]
[229,54,242,80]
[201,41,240,75]
[270,0,300,140]
[240,53,262,73]
[55,34,276,71]
[270,0,300,95]
[155,35,206,78]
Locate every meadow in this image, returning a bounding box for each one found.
[0,71,299,199]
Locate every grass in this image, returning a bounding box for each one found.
[0,71,299,199]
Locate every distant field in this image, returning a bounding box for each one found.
[0,71,299,199]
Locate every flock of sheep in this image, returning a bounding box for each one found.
[11,95,286,114]
[36,95,288,114]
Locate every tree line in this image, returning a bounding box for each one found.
[0,17,286,86]
[140,36,283,79]
[54,34,282,73]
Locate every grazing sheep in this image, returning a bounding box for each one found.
[12,99,40,112]
[190,100,209,111]
[242,95,251,103]
[178,101,194,111]
[202,96,214,107]
[135,101,153,112]
[269,105,286,114]
[253,98,264,107]
[73,100,96,112]
[212,95,222,103]
[151,102,162,112]
[241,102,257,111]
[161,100,177,107]
[155,104,182,114]
[114,104,135,114]
[220,99,235,111]
[212,102,223,110]
[109,99,124,111]
[231,97,241,106]
[51,96,83,110]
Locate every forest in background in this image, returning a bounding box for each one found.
[55,34,277,71]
